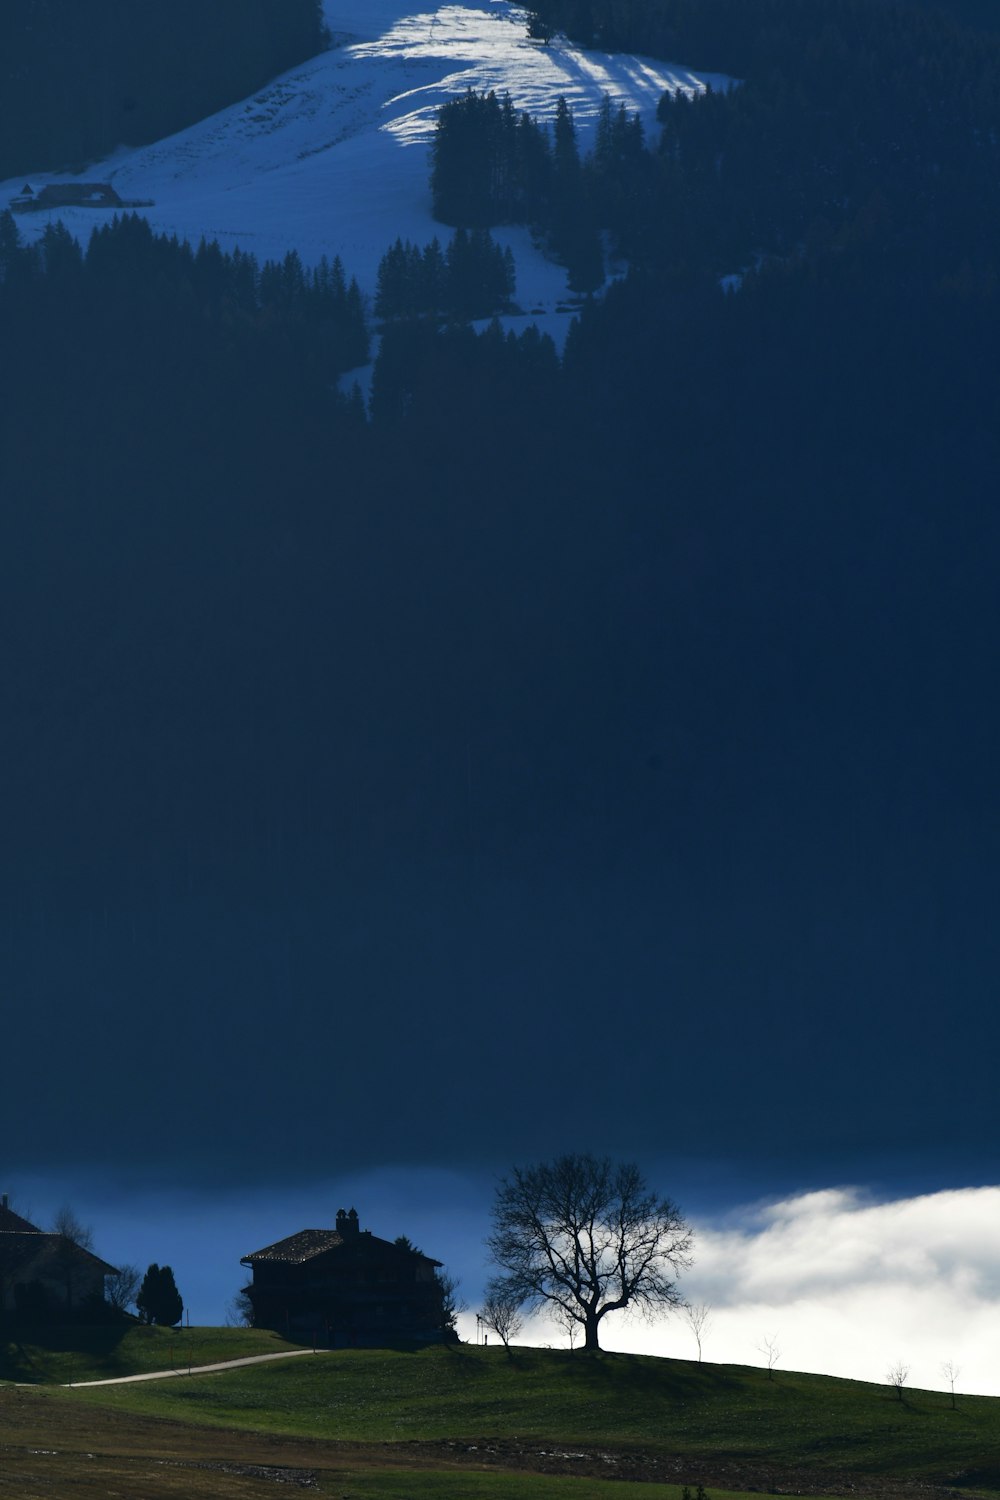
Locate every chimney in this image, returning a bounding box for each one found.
[1,1193,7,1211]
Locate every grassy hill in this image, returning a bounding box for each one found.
[0,1322,305,1384]
[50,1344,1000,1494]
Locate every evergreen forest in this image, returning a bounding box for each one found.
[375,229,517,323]
[1,0,999,1168]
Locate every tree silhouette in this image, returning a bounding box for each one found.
[137,1264,183,1326]
[487,1154,692,1351]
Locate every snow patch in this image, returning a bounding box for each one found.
[1,0,731,329]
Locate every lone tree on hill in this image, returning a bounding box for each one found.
[480,1284,525,1348]
[486,1153,693,1352]
[942,1359,960,1410]
[136,1264,183,1327]
[684,1301,713,1363]
[757,1332,781,1380]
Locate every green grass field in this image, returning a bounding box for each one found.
[5,1338,1000,1498]
[0,1321,304,1383]
[63,1344,1000,1490]
[0,1375,845,1500]
[326,1475,801,1500]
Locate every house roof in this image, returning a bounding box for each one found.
[0,1231,118,1277]
[63,1242,120,1276]
[0,1203,118,1276]
[0,1201,40,1234]
[242,1229,345,1265]
[241,1228,441,1268]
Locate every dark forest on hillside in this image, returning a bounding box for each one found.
[2,0,1000,1173]
[0,0,326,177]
[524,0,1000,70]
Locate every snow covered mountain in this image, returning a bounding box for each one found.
[1,1,729,318]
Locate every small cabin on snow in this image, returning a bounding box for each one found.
[12,182,123,213]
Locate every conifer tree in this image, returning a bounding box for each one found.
[422,239,448,314]
[344,278,369,366]
[0,211,21,280]
[136,1264,184,1326]
[553,96,581,188]
[375,238,409,321]
[527,14,556,43]
[516,111,553,223]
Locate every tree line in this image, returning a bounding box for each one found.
[375,229,516,323]
[0,0,326,177]
[521,0,1000,75]
[1,210,368,397]
[431,88,620,291]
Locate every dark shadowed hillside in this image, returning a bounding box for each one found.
[0,0,326,177]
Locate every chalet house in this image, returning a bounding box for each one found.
[0,1195,117,1320]
[241,1207,450,1346]
[12,182,124,213]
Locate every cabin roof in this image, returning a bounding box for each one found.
[242,1229,345,1265]
[241,1228,441,1268]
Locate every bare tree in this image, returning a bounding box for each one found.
[941,1360,960,1411]
[50,1204,95,1311]
[887,1360,909,1401]
[480,1284,524,1348]
[52,1205,94,1251]
[486,1153,693,1352]
[684,1302,713,1362]
[105,1263,142,1316]
[757,1333,781,1380]
[225,1288,255,1327]
[435,1270,466,1336]
[552,1298,579,1349]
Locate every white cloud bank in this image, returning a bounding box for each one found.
[484,1187,1000,1397]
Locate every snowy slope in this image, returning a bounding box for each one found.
[0,1,730,321]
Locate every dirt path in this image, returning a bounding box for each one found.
[64,1347,332,1388]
